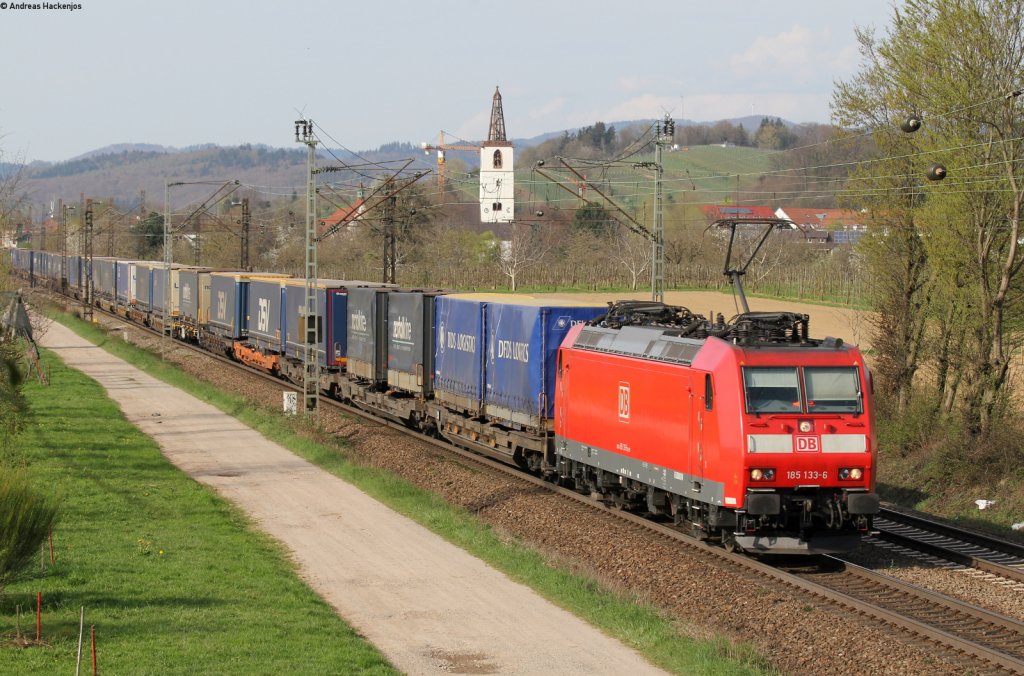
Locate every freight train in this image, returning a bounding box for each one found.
[7,245,879,554]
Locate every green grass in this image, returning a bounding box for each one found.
[10,308,774,675]
[0,353,396,674]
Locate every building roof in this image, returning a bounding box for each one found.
[700,204,777,222]
[775,207,865,229]
[319,198,366,232]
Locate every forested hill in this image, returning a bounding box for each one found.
[18,143,431,212]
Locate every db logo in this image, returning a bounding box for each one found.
[795,436,821,452]
[618,382,630,422]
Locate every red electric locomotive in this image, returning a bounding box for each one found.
[553,220,879,554]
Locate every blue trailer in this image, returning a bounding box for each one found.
[433,294,489,414]
[246,276,287,355]
[483,298,605,429]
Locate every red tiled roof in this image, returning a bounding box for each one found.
[777,208,864,229]
[700,204,777,221]
[319,198,366,230]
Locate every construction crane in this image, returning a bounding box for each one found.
[420,130,479,193]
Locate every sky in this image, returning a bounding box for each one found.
[0,0,899,163]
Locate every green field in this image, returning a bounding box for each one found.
[450,144,779,214]
[0,354,396,675]
[1,311,772,675]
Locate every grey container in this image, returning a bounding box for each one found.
[93,257,117,302]
[347,286,391,384]
[387,291,446,396]
[134,262,154,311]
[149,264,184,315]
[178,268,216,327]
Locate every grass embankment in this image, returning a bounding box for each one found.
[0,352,396,674]
[4,308,774,675]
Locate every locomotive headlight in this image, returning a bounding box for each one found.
[749,468,775,481]
[839,468,864,480]
[750,469,763,481]
[798,420,813,433]
[850,468,863,480]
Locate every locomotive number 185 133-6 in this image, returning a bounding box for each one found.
[787,470,829,480]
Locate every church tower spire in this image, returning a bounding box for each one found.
[488,86,507,143]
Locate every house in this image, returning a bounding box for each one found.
[318,196,366,237]
[701,204,778,223]
[775,207,869,247]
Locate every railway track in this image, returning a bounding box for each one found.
[871,507,1024,585]
[56,299,1024,674]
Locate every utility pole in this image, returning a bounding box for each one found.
[193,211,202,266]
[240,197,250,270]
[61,202,75,294]
[83,199,94,323]
[59,199,66,291]
[163,181,174,358]
[382,193,397,284]
[107,205,115,256]
[652,114,673,303]
[295,119,319,417]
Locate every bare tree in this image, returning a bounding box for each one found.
[498,222,549,291]
[0,142,27,246]
[611,228,651,291]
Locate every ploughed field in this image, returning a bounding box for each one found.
[536,290,871,352]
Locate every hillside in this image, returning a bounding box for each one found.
[15,143,439,214]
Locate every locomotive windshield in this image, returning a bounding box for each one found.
[804,367,861,412]
[743,366,862,414]
[743,367,801,413]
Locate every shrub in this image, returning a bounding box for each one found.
[0,467,59,591]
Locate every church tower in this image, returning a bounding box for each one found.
[479,86,514,223]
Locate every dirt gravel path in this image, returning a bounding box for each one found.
[38,320,667,675]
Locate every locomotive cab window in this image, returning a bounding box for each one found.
[742,367,801,414]
[804,367,861,413]
[704,373,713,411]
